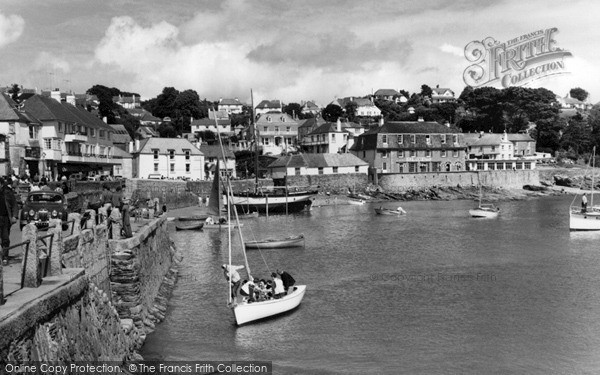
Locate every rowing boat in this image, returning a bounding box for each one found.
[175,222,204,231]
[245,234,305,249]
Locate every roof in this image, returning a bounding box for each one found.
[112,146,133,159]
[268,153,368,169]
[256,100,282,109]
[136,126,158,138]
[431,88,454,95]
[0,93,22,121]
[219,98,243,106]
[198,144,235,158]
[308,121,362,135]
[110,124,133,144]
[191,117,232,126]
[298,117,325,129]
[60,102,114,132]
[374,89,399,96]
[464,134,505,146]
[507,133,534,142]
[136,137,203,155]
[301,101,319,110]
[364,121,461,135]
[22,94,80,123]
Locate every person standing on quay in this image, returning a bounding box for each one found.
[0,177,18,266]
[582,193,588,213]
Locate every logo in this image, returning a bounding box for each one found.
[463,27,572,88]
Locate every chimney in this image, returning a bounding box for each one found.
[103,117,107,123]
[128,141,134,153]
[51,89,61,102]
[135,139,140,152]
[418,116,424,122]
[337,118,341,132]
[479,131,484,138]
[444,121,450,127]
[379,117,384,127]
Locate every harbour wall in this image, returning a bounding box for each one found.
[0,213,178,362]
[286,174,369,194]
[378,170,539,193]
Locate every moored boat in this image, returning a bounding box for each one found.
[570,147,600,231]
[175,222,204,231]
[245,234,305,249]
[178,215,209,221]
[229,188,316,214]
[348,199,365,205]
[375,207,406,215]
[469,204,499,218]
[233,285,306,325]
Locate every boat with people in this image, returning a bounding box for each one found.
[570,147,600,231]
[245,234,305,249]
[175,222,204,231]
[375,206,406,215]
[469,172,499,218]
[213,100,306,325]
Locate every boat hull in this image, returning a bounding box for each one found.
[570,211,600,231]
[233,285,306,325]
[469,208,499,218]
[348,199,365,205]
[175,223,204,231]
[374,208,404,215]
[245,235,304,249]
[204,223,243,229]
[229,192,315,214]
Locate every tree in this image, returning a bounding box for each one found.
[420,84,432,99]
[322,104,344,122]
[344,102,358,122]
[283,103,302,119]
[87,84,121,123]
[8,84,20,102]
[570,87,589,102]
[157,123,177,138]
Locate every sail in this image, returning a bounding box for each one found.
[208,159,223,216]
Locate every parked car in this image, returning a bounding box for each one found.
[19,190,69,231]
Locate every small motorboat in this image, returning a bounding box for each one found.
[374,207,406,215]
[175,222,204,231]
[348,199,365,205]
[245,234,305,249]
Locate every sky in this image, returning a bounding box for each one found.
[0,0,599,107]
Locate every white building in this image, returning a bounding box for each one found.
[301,118,365,154]
[129,137,204,180]
[255,113,300,155]
[268,153,369,179]
[198,144,236,179]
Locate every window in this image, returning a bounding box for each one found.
[425,135,430,145]
[452,134,458,144]
[169,150,175,159]
[382,135,387,144]
[266,116,271,122]
[311,135,314,142]
[453,150,459,157]
[382,162,387,171]
[477,162,484,170]
[382,151,388,158]
[491,146,495,152]
[263,126,268,132]
[411,134,416,143]
[275,126,279,132]
[398,150,404,158]
[170,163,175,172]
[286,126,290,132]
[99,130,105,139]
[333,166,338,173]
[355,166,359,172]
[58,122,63,133]
[524,162,531,169]
[409,162,417,173]
[432,162,441,172]
[488,163,495,170]
[153,150,159,159]
[90,128,95,137]
[154,163,159,172]
[295,167,300,175]
[441,150,447,157]
[425,150,431,157]
[318,167,324,175]
[409,150,415,157]
[185,150,190,160]
[44,139,52,149]
[28,125,38,139]
[441,134,446,144]
[185,164,190,172]
[398,135,403,144]
[332,134,336,142]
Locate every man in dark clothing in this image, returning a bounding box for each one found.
[278,269,296,293]
[0,177,18,266]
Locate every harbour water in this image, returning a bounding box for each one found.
[141,195,600,374]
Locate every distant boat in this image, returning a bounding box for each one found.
[570,147,600,231]
[178,215,209,221]
[374,206,406,215]
[245,234,305,249]
[469,172,499,218]
[204,222,244,229]
[348,199,365,205]
[175,222,204,231]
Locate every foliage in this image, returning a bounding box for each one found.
[322,104,344,122]
[344,102,358,122]
[8,84,20,101]
[87,84,122,123]
[569,87,589,102]
[283,103,303,119]
[157,123,177,138]
[420,84,432,99]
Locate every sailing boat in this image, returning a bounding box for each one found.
[569,147,600,230]
[228,90,317,215]
[469,172,499,218]
[213,108,306,325]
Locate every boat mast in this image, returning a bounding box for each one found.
[251,89,258,194]
[213,110,252,280]
[592,146,596,207]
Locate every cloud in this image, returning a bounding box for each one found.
[440,43,464,57]
[33,52,70,73]
[0,11,24,48]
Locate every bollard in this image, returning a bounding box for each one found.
[48,219,63,276]
[110,208,122,239]
[22,223,41,288]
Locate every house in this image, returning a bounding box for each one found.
[350,119,466,173]
[218,98,244,115]
[112,147,133,179]
[136,126,158,139]
[198,144,236,179]
[331,97,382,117]
[301,118,365,154]
[129,137,204,180]
[254,113,300,155]
[300,101,320,116]
[557,93,592,111]
[110,124,133,151]
[430,87,456,104]
[113,95,141,109]
[21,94,117,180]
[463,132,537,171]
[268,153,369,179]
[0,93,41,176]
[190,112,233,140]
[373,89,399,101]
[255,99,283,115]
[127,108,162,127]
[297,117,325,142]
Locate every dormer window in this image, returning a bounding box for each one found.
[267,116,271,122]
[281,116,286,122]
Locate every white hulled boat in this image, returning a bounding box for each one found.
[469,172,499,218]
[570,147,600,231]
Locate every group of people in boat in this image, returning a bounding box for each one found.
[222,264,295,304]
